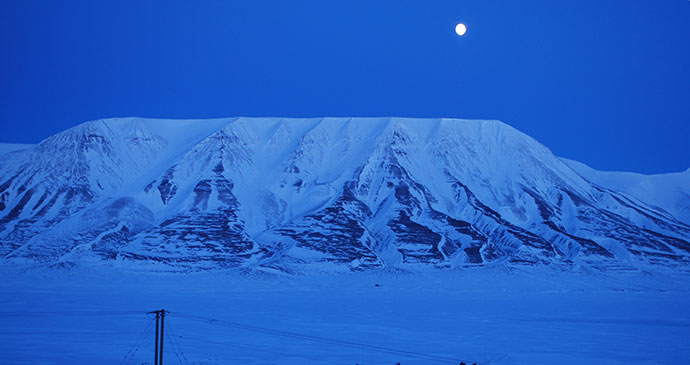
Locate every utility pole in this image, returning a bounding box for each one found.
[148,309,167,365]
[160,310,165,364]
[154,312,159,365]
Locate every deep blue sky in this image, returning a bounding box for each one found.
[1,0,688,174]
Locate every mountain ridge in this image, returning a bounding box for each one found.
[1,117,688,271]
[561,158,690,225]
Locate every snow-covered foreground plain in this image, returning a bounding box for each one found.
[1,266,689,364]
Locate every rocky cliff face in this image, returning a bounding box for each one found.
[1,117,688,271]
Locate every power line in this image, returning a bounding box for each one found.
[181,335,351,365]
[165,330,185,365]
[0,331,144,335]
[120,317,155,365]
[165,320,189,364]
[174,312,474,364]
[0,310,148,317]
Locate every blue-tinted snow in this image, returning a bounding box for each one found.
[0,266,688,364]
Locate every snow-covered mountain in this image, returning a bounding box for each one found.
[0,143,35,156]
[1,117,688,271]
[562,158,690,226]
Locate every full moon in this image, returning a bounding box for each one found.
[455,23,467,36]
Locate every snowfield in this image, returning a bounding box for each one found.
[1,266,689,364]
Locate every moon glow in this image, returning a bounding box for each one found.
[455,23,467,36]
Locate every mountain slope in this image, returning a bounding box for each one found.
[0,143,35,156]
[562,158,690,225]
[1,117,688,271]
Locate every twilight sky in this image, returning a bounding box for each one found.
[0,0,688,174]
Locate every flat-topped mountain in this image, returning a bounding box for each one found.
[1,117,688,271]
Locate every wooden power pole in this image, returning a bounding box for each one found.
[148,309,167,365]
